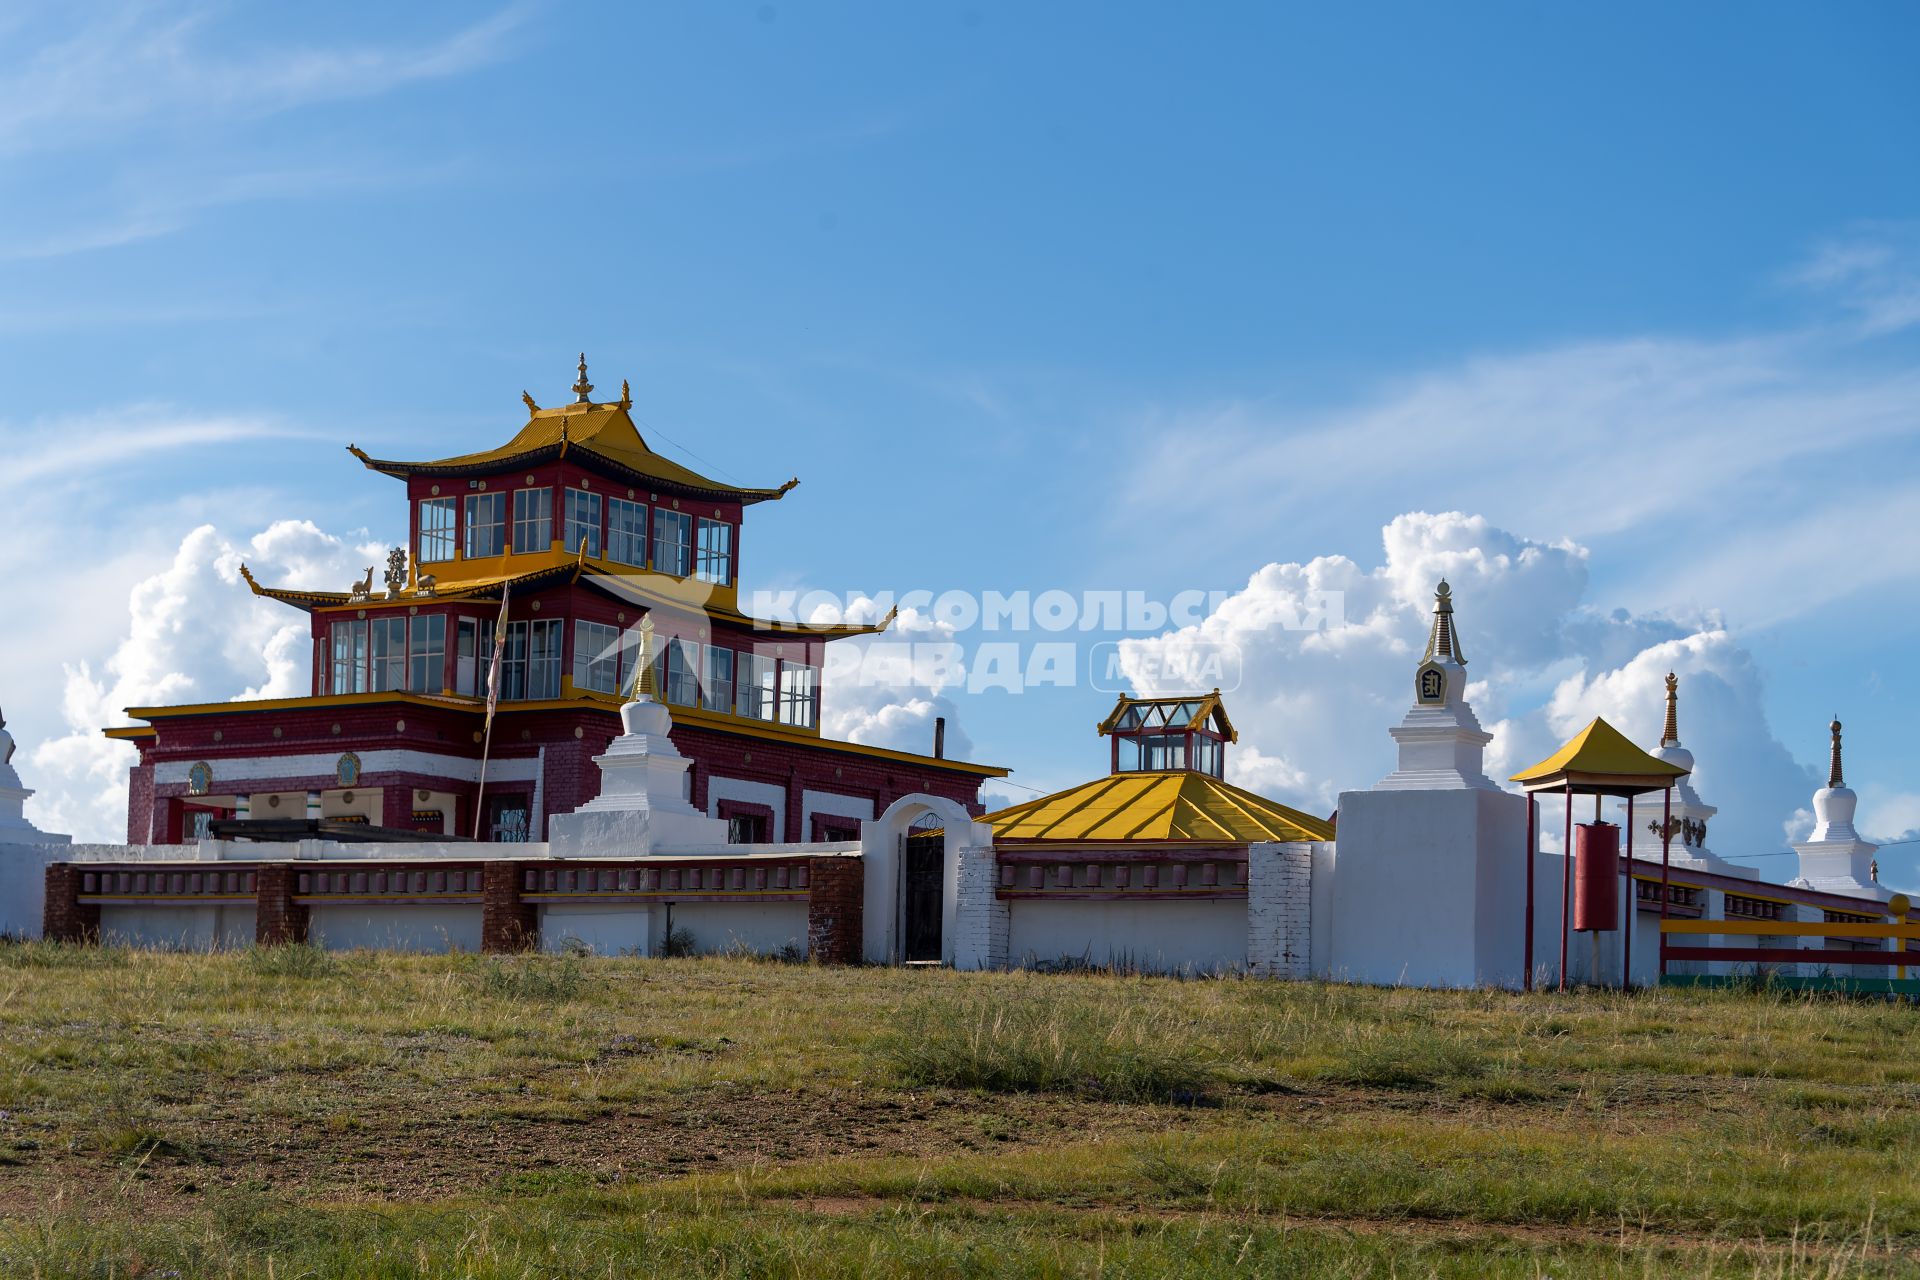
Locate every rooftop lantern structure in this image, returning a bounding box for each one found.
[1097,691,1235,779]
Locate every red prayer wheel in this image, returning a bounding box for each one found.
[1573,820,1620,932]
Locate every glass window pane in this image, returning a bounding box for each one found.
[736,651,776,720]
[464,493,506,557]
[370,617,407,692]
[702,645,734,712]
[417,498,456,563]
[651,510,692,577]
[607,498,647,567]
[408,615,446,693]
[512,488,551,554]
[573,620,619,694]
[777,661,818,728]
[564,489,602,557]
[695,518,732,585]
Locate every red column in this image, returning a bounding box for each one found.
[255,865,309,945]
[1559,781,1573,991]
[1622,794,1635,990]
[482,861,537,952]
[1524,795,1536,992]
[807,856,864,965]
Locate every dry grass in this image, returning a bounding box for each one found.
[0,942,1915,1276]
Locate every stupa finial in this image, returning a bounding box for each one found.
[630,613,657,700]
[1421,579,1465,665]
[1828,716,1845,789]
[572,353,594,404]
[1661,672,1679,747]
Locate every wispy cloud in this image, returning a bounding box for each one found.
[1786,222,1920,337]
[0,2,532,154]
[0,408,311,495]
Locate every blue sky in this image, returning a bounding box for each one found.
[4,2,1918,879]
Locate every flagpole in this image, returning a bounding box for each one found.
[473,585,511,839]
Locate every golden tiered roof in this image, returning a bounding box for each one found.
[982,771,1331,844]
[349,390,797,506]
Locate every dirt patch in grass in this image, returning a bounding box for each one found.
[0,1082,1177,1213]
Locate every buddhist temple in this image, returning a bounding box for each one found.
[105,359,1006,846]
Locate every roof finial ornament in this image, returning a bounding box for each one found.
[1661,672,1680,747]
[1828,715,1845,789]
[572,353,594,404]
[619,378,631,409]
[1421,578,1465,665]
[522,390,539,413]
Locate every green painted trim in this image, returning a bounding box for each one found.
[1661,973,1920,996]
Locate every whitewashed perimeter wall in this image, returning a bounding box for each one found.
[1007,899,1247,974]
[1248,841,1317,979]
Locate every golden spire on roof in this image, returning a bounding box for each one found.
[1421,579,1464,665]
[1828,715,1845,789]
[1661,672,1679,747]
[572,353,594,404]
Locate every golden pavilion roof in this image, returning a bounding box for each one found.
[1097,690,1237,741]
[982,771,1331,845]
[350,395,798,506]
[236,556,895,639]
[1509,716,1689,796]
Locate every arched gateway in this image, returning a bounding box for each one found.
[860,793,995,966]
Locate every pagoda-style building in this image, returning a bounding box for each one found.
[108,359,1005,845]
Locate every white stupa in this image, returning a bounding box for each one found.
[546,622,728,856]
[1374,580,1499,790]
[1619,673,1752,879]
[1789,717,1888,902]
[1326,580,1528,988]
[0,706,71,846]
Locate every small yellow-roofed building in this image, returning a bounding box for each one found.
[965,692,1330,974]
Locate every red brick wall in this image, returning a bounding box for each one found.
[806,856,864,965]
[42,865,99,943]
[254,865,309,945]
[481,861,537,952]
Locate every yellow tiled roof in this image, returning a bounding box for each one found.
[982,771,1332,844]
[1509,717,1689,792]
[351,402,798,505]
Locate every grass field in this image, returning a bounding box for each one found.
[1,942,1918,1278]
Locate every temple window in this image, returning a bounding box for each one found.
[370,617,407,692]
[778,661,819,729]
[564,488,602,557]
[464,493,506,557]
[417,498,457,563]
[702,645,735,712]
[455,618,482,696]
[408,615,446,694]
[736,651,777,720]
[330,620,368,694]
[695,518,733,585]
[512,487,552,554]
[573,621,620,694]
[652,509,693,577]
[501,619,562,699]
[655,638,701,706]
[607,498,647,567]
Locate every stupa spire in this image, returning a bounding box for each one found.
[1828,716,1844,789]
[572,353,594,404]
[1661,672,1679,747]
[1421,579,1465,665]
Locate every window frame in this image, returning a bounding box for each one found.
[563,488,603,557]
[464,492,507,558]
[651,508,693,577]
[512,487,552,555]
[606,497,647,567]
[408,614,446,694]
[695,517,733,585]
[573,619,621,695]
[417,497,457,564]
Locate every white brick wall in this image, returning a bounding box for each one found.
[951,844,1008,970]
[1248,841,1315,980]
